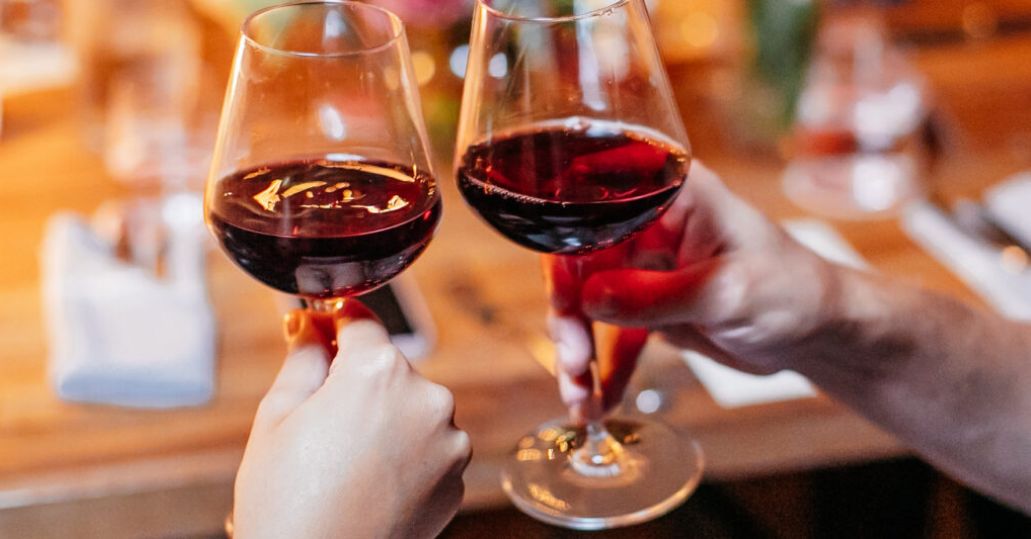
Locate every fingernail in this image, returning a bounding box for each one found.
[556,341,588,376]
[283,310,303,341]
[557,341,573,365]
[558,373,590,406]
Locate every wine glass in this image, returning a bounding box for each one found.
[205,1,440,352]
[455,0,703,529]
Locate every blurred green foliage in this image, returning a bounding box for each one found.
[747,0,820,127]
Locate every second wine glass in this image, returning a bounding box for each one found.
[205,1,440,352]
[455,0,703,529]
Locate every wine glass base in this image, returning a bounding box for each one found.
[501,417,704,530]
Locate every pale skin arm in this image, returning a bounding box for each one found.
[794,268,1031,512]
[553,162,1031,513]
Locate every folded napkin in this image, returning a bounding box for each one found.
[41,194,216,408]
[683,219,865,408]
[902,199,1031,321]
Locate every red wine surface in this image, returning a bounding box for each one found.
[457,119,689,254]
[208,159,440,298]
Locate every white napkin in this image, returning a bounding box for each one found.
[41,194,216,408]
[783,219,869,271]
[683,219,864,408]
[984,171,1031,248]
[683,351,817,409]
[902,200,1031,321]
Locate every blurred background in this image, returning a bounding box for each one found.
[2,0,1031,537]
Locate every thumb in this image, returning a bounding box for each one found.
[581,259,724,328]
[255,310,332,427]
[328,301,395,380]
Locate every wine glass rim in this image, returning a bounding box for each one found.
[477,0,632,23]
[241,0,405,58]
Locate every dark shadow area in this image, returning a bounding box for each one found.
[443,458,1031,538]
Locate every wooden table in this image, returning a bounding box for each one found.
[2,33,1031,538]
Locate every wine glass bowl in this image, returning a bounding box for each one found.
[455,0,703,529]
[456,119,689,254]
[455,0,692,256]
[207,159,440,299]
[205,2,439,336]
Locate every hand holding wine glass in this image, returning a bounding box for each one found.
[547,161,798,421]
[456,0,702,529]
[568,161,840,376]
[233,309,471,539]
[209,3,468,535]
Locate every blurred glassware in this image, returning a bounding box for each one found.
[783,10,928,220]
[69,0,211,310]
[0,0,73,138]
[67,0,202,159]
[0,0,60,43]
[368,0,471,28]
[102,51,210,192]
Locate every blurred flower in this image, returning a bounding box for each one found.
[189,0,279,36]
[192,0,473,36]
[368,0,473,28]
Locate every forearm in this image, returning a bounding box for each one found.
[792,267,1031,513]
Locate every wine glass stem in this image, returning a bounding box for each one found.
[564,255,627,477]
[571,361,625,476]
[304,297,347,357]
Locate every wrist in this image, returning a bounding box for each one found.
[786,264,898,378]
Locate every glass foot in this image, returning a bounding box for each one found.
[501,417,704,530]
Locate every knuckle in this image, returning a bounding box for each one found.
[453,431,473,466]
[429,384,456,423]
[360,344,407,377]
[707,260,752,324]
[254,390,293,424]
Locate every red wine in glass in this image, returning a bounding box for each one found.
[208,158,441,299]
[457,119,689,255]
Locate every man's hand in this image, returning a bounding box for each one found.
[549,162,842,412]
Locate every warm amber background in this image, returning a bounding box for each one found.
[2,1,1031,537]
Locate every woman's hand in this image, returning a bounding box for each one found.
[233,308,472,539]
